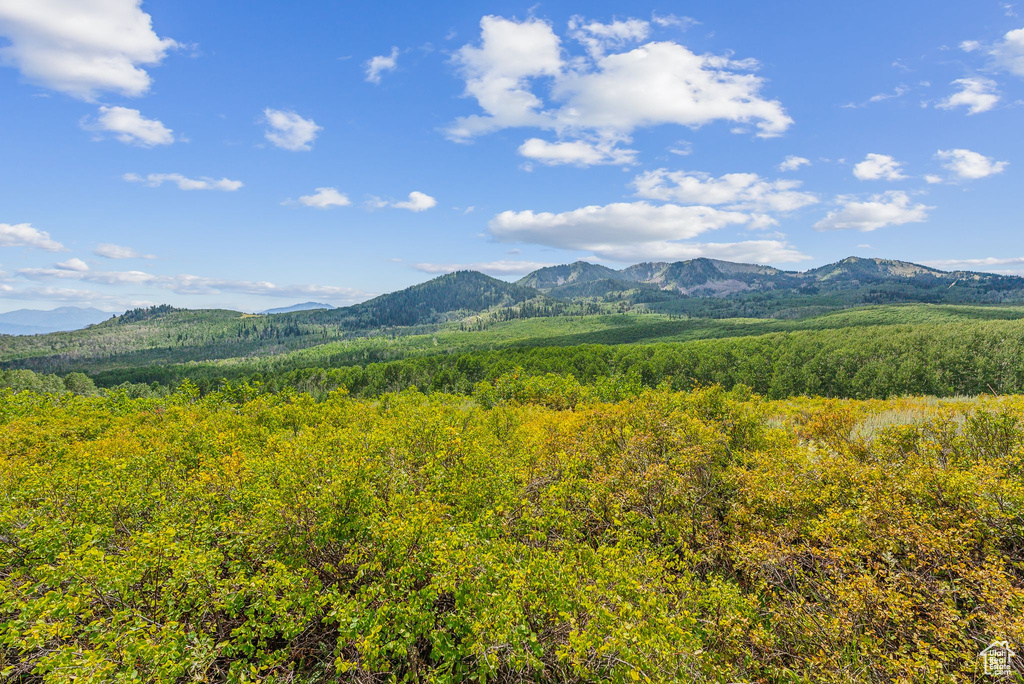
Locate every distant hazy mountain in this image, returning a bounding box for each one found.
[260,302,336,315]
[0,307,115,335]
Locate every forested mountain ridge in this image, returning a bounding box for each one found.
[289,270,546,328]
[514,256,1024,317]
[520,256,1020,297]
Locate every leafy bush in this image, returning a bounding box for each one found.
[2,387,1023,681]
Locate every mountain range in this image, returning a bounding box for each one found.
[3,256,1023,377]
[2,257,1019,342]
[517,256,985,298]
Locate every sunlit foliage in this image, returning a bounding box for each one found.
[2,384,1022,681]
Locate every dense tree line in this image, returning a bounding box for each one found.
[54,318,1024,400]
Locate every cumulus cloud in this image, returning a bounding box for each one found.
[263,108,321,151]
[0,0,177,100]
[447,15,792,161]
[852,153,907,181]
[16,265,372,302]
[517,138,637,166]
[86,105,174,146]
[123,172,243,191]
[376,191,436,211]
[296,187,351,208]
[632,169,818,213]
[412,259,557,275]
[936,148,1008,179]
[588,239,808,264]
[779,155,810,172]
[486,200,806,263]
[55,257,89,271]
[365,46,399,83]
[556,41,791,139]
[937,77,1000,115]
[0,222,65,251]
[490,201,746,245]
[93,243,154,259]
[813,191,931,232]
[990,27,1024,76]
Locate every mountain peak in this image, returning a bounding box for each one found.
[516,261,619,291]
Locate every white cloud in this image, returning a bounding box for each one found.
[589,239,808,264]
[517,137,637,166]
[55,257,88,271]
[668,140,693,156]
[123,172,242,191]
[554,42,791,139]
[937,77,1000,114]
[924,174,944,184]
[778,155,810,172]
[567,16,650,58]
[93,243,154,259]
[263,108,321,151]
[936,148,1008,179]
[87,105,174,146]
[392,191,437,212]
[490,201,747,246]
[412,259,556,275]
[16,266,372,302]
[486,200,806,263]
[925,254,1024,274]
[0,0,177,100]
[365,46,399,83]
[867,84,909,103]
[632,169,818,212]
[447,15,792,159]
[991,27,1024,76]
[925,256,1024,273]
[852,153,907,181]
[447,16,562,140]
[0,284,152,306]
[297,187,351,208]
[0,222,65,251]
[650,14,700,30]
[813,191,931,232]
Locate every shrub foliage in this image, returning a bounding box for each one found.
[2,385,1023,681]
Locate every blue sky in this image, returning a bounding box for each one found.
[1,0,1022,312]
